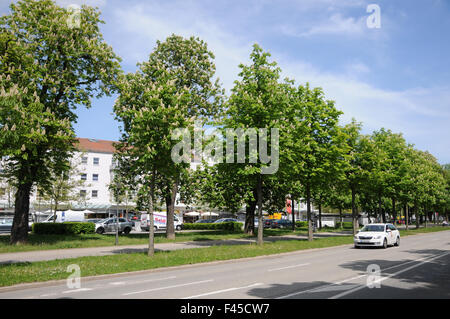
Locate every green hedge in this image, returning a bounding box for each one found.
[295,221,308,228]
[182,222,243,232]
[32,222,95,235]
[335,222,353,229]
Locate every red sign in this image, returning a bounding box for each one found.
[286,199,292,214]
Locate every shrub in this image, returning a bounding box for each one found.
[32,222,95,235]
[182,222,243,232]
[295,221,308,228]
[335,222,353,229]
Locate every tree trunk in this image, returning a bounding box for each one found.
[318,202,322,230]
[379,194,385,223]
[392,198,396,225]
[404,204,409,231]
[339,207,343,230]
[306,184,313,241]
[115,208,119,246]
[351,187,358,235]
[244,199,256,235]
[10,182,33,245]
[292,198,295,231]
[256,175,264,245]
[415,204,420,229]
[148,172,156,257]
[53,199,59,223]
[166,176,179,240]
[424,205,428,228]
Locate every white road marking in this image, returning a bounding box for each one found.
[182,283,263,299]
[329,251,450,299]
[276,253,449,299]
[61,288,92,294]
[109,276,177,286]
[40,293,58,297]
[267,263,310,272]
[122,279,214,296]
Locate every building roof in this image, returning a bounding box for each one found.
[75,138,118,154]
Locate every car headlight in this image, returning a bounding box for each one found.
[375,235,382,239]
[354,236,359,239]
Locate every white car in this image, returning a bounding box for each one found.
[354,223,400,249]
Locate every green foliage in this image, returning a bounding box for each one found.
[295,221,308,228]
[335,222,353,229]
[0,0,121,243]
[32,222,94,235]
[182,222,243,232]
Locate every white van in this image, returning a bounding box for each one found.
[43,210,86,223]
[140,212,183,231]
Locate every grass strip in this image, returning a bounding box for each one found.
[0,225,447,254]
[0,228,322,254]
[0,236,354,287]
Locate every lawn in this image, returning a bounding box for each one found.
[0,225,446,254]
[0,230,253,253]
[0,236,354,287]
[0,227,344,254]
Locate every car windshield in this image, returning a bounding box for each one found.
[361,225,385,232]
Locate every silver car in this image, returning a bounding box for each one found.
[95,217,133,235]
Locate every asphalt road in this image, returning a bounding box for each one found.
[0,230,449,299]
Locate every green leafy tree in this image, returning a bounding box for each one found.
[113,63,191,256]
[220,44,287,244]
[0,0,121,244]
[114,34,221,254]
[146,34,223,240]
[285,83,345,241]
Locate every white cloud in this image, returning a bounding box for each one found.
[55,0,107,8]
[109,0,450,163]
[294,13,366,37]
[112,2,253,92]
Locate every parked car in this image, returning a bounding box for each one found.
[354,223,400,249]
[95,218,133,235]
[214,218,239,223]
[270,219,294,229]
[195,219,216,223]
[264,219,275,228]
[0,218,13,233]
[86,218,102,224]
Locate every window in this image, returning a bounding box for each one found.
[92,190,98,198]
[81,174,87,181]
[93,174,99,181]
[81,157,88,164]
[80,190,87,198]
[93,157,99,165]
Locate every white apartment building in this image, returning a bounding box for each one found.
[70,138,119,212]
[28,137,127,217]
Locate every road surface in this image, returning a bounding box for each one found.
[0,230,448,299]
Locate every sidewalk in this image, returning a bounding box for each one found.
[0,231,351,264]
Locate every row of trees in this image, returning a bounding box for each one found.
[1,1,449,249]
[113,39,450,255]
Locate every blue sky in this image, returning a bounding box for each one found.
[2,0,450,163]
